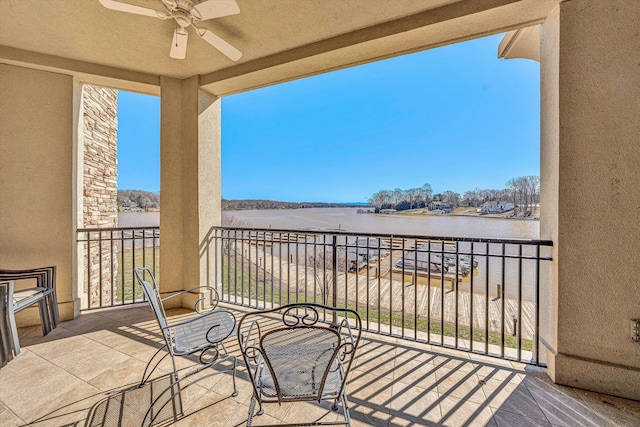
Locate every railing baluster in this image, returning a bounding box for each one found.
[470,242,475,353]
[454,241,459,349]
[518,244,523,361]
[501,242,506,358]
[401,238,405,338]
[485,242,490,355]
[413,238,418,341]
[427,240,432,344]
[440,239,445,346]
[535,243,541,365]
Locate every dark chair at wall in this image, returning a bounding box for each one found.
[0,266,60,356]
[238,303,362,427]
[0,281,18,367]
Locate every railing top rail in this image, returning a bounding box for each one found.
[78,226,160,233]
[211,226,553,246]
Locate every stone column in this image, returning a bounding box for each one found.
[82,84,119,308]
[540,0,640,400]
[160,77,221,308]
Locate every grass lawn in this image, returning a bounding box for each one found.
[114,246,160,303]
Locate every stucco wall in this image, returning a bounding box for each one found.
[159,76,221,309]
[544,0,640,400]
[0,64,77,321]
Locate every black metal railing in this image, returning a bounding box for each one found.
[208,227,553,365]
[77,227,159,309]
[77,225,553,364]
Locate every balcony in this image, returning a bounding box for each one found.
[2,302,639,426]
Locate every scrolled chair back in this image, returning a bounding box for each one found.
[238,303,362,405]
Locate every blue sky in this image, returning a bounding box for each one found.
[118,33,539,203]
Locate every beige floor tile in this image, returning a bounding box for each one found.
[59,313,121,335]
[529,388,606,427]
[352,343,397,379]
[484,382,548,421]
[474,362,521,383]
[388,382,441,426]
[492,408,552,427]
[281,400,342,425]
[394,341,435,361]
[393,355,438,389]
[17,323,78,348]
[576,389,640,427]
[0,403,24,427]
[479,378,522,409]
[349,370,395,409]
[350,407,391,427]
[87,357,149,391]
[3,304,639,427]
[435,366,487,405]
[438,395,495,427]
[173,390,243,426]
[95,305,155,324]
[521,366,580,399]
[64,346,134,383]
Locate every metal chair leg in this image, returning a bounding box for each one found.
[6,286,20,356]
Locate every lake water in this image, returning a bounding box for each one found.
[118,209,544,302]
[226,208,539,240]
[119,208,539,239]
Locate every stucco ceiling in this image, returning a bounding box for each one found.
[0,0,558,96]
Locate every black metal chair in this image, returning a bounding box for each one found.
[134,267,238,426]
[238,303,362,427]
[0,266,60,355]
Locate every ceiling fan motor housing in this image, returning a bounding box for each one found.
[163,0,203,26]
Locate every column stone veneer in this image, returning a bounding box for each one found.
[82,84,119,308]
[540,0,640,400]
[160,76,221,308]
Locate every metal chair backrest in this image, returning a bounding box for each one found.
[134,268,172,348]
[238,303,361,405]
[262,325,341,401]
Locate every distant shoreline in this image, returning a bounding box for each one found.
[384,206,540,220]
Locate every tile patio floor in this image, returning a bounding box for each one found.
[1,303,639,427]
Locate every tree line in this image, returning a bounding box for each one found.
[368,175,540,215]
[116,193,364,212]
[222,199,363,210]
[117,190,159,211]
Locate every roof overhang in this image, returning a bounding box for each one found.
[498,25,541,62]
[1,0,556,96]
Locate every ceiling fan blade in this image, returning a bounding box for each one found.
[192,0,240,21]
[170,29,189,59]
[98,0,167,19]
[197,29,242,61]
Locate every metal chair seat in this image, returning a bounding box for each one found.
[13,287,54,311]
[172,309,236,354]
[258,352,342,400]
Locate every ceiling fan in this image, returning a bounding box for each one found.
[98,0,242,61]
